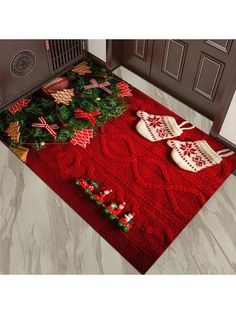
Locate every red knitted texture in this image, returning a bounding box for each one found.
[26,88,236,273]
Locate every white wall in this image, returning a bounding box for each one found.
[220,90,236,145]
[87,40,106,62]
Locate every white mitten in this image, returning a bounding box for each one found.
[136,111,194,142]
[167,139,235,172]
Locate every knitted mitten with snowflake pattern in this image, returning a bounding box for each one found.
[136,111,194,142]
[167,139,235,172]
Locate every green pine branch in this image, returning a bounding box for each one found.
[0,59,131,149]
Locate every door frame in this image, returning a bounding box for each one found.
[106,40,123,71]
[211,72,236,151]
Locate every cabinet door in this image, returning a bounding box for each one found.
[122,40,153,79]
[46,40,85,75]
[0,40,50,104]
[150,40,236,120]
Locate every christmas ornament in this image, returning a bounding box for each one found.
[8,98,31,114]
[118,212,135,232]
[104,202,126,220]
[116,81,132,98]
[32,117,59,140]
[75,178,112,204]
[75,177,135,232]
[75,178,99,194]
[72,61,92,76]
[52,88,75,106]
[9,146,29,162]
[70,129,93,148]
[167,139,235,172]
[43,76,69,95]
[74,108,101,126]
[83,79,112,94]
[90,189,113,205]
[5,121,21,142]
[136,111,195,142]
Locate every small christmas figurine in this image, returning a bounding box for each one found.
[75,178,99,194]
[90,189,113,205]
[104,202,126,220]
[118,212,135,232]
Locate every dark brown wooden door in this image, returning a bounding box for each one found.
[122,40,153,79]
[150,40,236,119]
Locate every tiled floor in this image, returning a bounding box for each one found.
[0,66,236,274]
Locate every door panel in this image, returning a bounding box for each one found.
[150,40,236,119]
[162,40,187,81]
[134,40,146,58]
[205,40,232,54]
[193,53,225,101]
[122,40,153,78]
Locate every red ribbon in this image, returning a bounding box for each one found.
[83,79,112,94]
[74,108,101,125]
[32,117,59,139]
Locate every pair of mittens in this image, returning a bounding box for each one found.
[136,111,234,172]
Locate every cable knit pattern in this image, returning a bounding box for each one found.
[26,88,236,273]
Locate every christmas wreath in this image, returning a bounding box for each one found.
[0,60,132,151]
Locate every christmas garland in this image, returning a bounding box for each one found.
[0,60,132,151]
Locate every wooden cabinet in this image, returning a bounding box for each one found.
[45,40,85,75]
[0,40,50,106]
[0,40,86,111]
[0,87,5,108]
[119,40,236,120]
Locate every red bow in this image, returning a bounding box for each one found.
[32,117,59,139]
[74,108,101,125]
[83,79,112,94]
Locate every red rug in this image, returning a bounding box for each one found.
[26,88,236,273]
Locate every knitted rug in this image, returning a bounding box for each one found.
[26,88,236,273]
